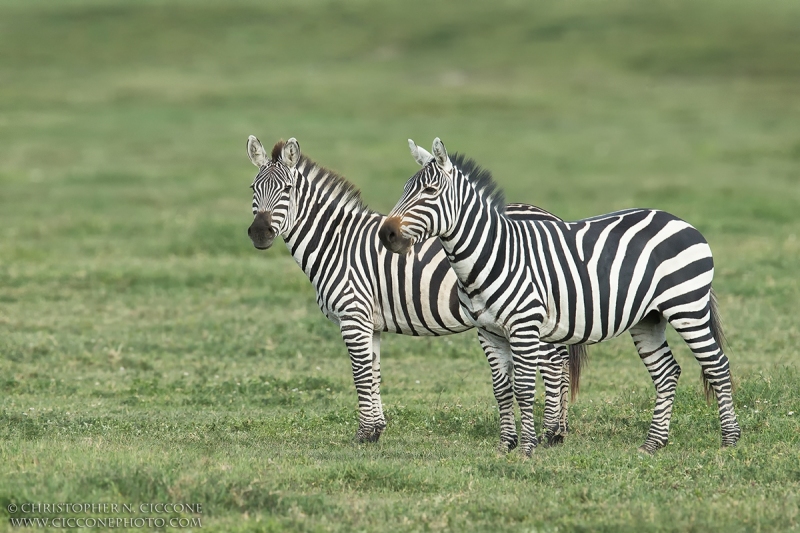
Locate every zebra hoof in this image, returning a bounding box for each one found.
[721,424,741,447]
[372,422,387,441]
[541,426,566,447]
[521,440,538,457]
[498,435,518,454]
[637,440,666,455]
[355,427,380,443]
[542,433,565,448]
[721,433,740,447]
[638,432,668,455]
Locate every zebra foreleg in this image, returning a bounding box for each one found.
[540,344,570,447]
[477,329,518,453]
[631,315,681,454]
[509,327,541,457]
[340,318,380,443]
[370,332,387,441]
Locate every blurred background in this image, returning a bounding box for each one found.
[1,0,799,530]
[3,0,800,247]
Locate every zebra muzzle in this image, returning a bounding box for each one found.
[379,217,412,254]
[248,211,277,250]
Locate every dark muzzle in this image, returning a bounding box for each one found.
[248,211,277,250]
[378,217,412,254]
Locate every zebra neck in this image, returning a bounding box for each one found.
[440,188,508,291]
[282,177,374,281]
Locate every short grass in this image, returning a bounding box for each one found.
[1,0,799,531]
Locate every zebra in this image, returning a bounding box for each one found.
[379,137,741,455]
[245,135,584,446]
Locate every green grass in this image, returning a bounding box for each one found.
[1,0,799,531]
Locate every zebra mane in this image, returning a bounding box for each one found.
[450,152,506,213]
[270,140,286,161]
[271,140,372,214]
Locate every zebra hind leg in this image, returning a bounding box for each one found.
[631,313,681,454]
[477,329,518,453]
[559,351,570,433]
[540,343,569,447]
[669,299,741,448]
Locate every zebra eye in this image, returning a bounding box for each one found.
[423,186,437,194]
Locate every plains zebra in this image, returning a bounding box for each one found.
[379,137,740,455]
[245,136,582,445]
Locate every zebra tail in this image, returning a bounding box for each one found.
[568,344,589,402]
[704,287,729,404]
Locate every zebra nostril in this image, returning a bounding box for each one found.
[379,224,396,246]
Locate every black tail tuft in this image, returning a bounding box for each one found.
[568,344,589,402]
[704,288,729,403]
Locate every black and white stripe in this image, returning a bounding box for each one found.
[246,136,578,444]
[380,137,740,455]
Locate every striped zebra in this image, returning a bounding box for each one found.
[379,137,741,455]
[245,135,583,446]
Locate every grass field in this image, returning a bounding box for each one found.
[1,0,799,531]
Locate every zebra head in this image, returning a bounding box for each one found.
[379,138,456,254]
[246,135,301,250]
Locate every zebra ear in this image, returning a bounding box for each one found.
[247,135,268,167]
[282,138,301,169]
[431,137,452,171]
[408,139,433,166]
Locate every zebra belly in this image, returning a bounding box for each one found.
[539,289,660,345]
